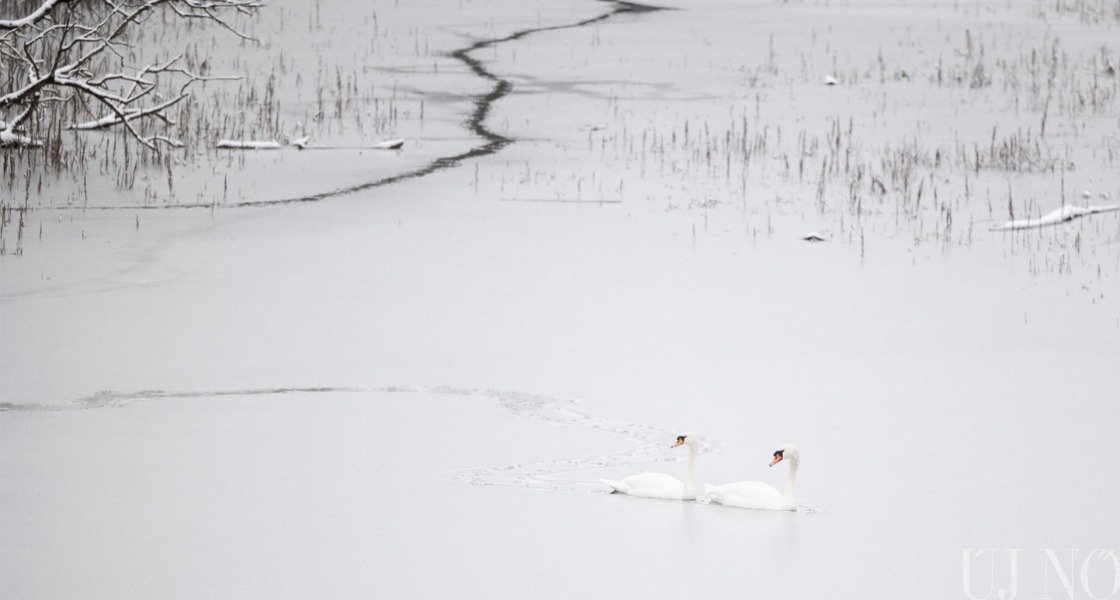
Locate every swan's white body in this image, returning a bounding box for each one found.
[603,472,693,500]
[704,480,794,511]
[705,444,799,511]
[602,434,698,501]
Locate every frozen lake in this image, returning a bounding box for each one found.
[2,0,1119,598]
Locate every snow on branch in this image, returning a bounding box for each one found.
[0,0,74,31]
[66,96,185,131]
[0,125,44,147]
[0,105,41,147]
[1,0,261,149]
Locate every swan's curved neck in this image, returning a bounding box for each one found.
[783,457,799,498]
[682,444,697,499]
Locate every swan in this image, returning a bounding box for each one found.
[704,444,800,511]
[601,433,699,501]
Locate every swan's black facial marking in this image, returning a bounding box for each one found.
[677,435,687,443]
[773,449,784,459]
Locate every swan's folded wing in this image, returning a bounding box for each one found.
[602,473,685,499]
[710,481,785,509]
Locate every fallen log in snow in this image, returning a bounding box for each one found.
[372,138,404,149]
[990,204,1120,231]
[216,139,282,150]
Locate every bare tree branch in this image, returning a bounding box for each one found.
[1,0,261,148]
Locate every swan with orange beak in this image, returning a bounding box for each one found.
[601,433,699,501]
[704,443,800,511]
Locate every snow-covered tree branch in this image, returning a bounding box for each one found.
[1,0,260,149]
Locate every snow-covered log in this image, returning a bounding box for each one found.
[373,138,405,150]
[217,139,282,150]
[990,204,1120,231]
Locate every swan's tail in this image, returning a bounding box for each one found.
[600,478,628,494]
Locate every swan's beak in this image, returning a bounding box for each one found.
[769,454,784,467]
[671,436,686,448]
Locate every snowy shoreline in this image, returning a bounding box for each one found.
[9,1,666,213]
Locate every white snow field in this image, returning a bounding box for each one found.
[2,0,1119,599]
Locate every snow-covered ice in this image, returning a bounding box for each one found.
[3,0,1119,599]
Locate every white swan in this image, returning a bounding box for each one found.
[601,433,699,500]
[704,444,799,511]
